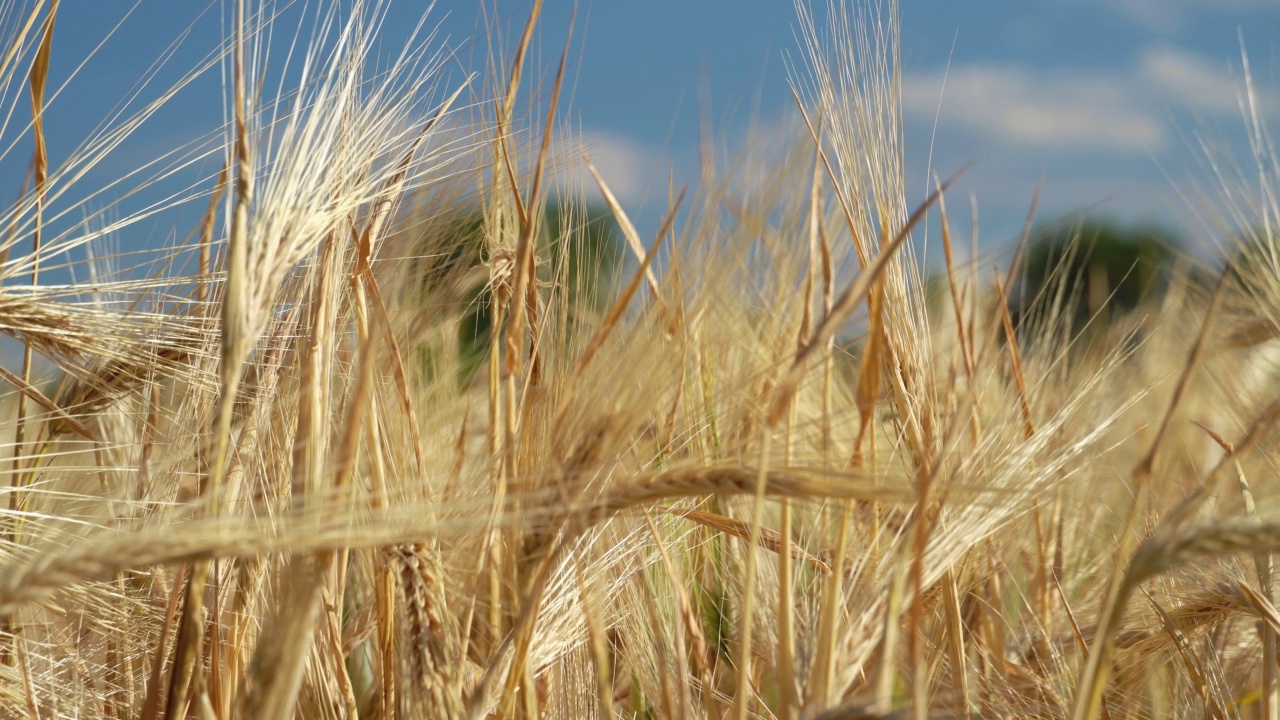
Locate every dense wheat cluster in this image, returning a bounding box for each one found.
[0,0,1278,718]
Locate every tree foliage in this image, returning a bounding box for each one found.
[416,202,623,383]
[1012,218,1180,336]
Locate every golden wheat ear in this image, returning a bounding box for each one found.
[4,0,1279,717]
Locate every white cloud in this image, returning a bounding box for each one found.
[414,116,662,208]
[1137,45,1275,116]
[1108,0,1189,33]
[1076,0,1280,33]
[902,64,1167,153]
[554,130,661,206]
[902,44,1275,155]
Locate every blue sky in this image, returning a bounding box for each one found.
[28,1,1280,267]
[425,0,1278,255]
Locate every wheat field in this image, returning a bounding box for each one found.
[0,0,1277,718]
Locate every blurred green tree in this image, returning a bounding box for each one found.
[1012,218,1180,336]
[415,202,622,384]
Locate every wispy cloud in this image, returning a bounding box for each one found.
[565,131,662,205]
[1135,45,1268,116]
[414,116,663,208]
[902,64,1167,153]
[1074,0,1280,34]
[902,44,1274,155]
